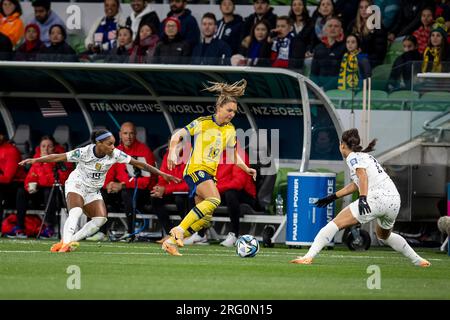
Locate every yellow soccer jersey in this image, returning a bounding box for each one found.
[183,115,236,177]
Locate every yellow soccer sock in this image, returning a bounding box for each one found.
[184,215,212,238]
[179,197,220,231]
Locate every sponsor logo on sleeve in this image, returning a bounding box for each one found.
[350,158,358,166]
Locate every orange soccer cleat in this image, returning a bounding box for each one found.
[162,239,182,256]
[50,241,63,252]
[290,256,314,265]
[58,241,80,253]
[169,227,184,247]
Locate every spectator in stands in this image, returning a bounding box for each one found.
[241,0,277,41]
[37,24,77,62]
[309,0,335,54]
[334,0,359,31]
[387,35,422,92]
[128,21,159,63]
[310,17,346,91]
[15,23,42,61]
[27,0,65,48]
[215,0,243,55]
[0,29,12,60]
[270,16,306,70]
[150,141,191,244]
[85,0,125,55]
[191,13,231,66]
[0,130,25,234]
[151,17,191,64]
[337,33,371,90]
[388,0,435,43]
[105,26,133,63]
[166,0,200,48]
[412,7,434,55]
[422,17,450,73]
[374,0,400,32]
[126,0,160,40]
[8,136,72,239]
[100,122,157,241]
[348,0,388,67]
[289,0,313,45]
[0,0,24,47]
[216,147,256,247]
[234,20,271,66]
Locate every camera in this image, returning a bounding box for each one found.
[133,167,142,178]
[54,161,67,172]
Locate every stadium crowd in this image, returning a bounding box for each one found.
[1,0,450,91]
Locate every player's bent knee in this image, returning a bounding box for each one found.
[206,197,221,208]
[92,216,107,227]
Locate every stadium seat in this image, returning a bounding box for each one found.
[416,92,450,112]
[53,125,72,151]
[136,126,147,145]
[383,40,403,65]
[371,64,392,91]
[67,31,86,55]
[355,90,389,110]
[11,124,32,159]
[152,143,168,168]
[387,90,420,110]
[325,89,358,109]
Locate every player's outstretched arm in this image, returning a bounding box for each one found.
[18,153,68,166]
[234,149,257,181]
[167,129,189,170]
[314,182,358,207]
[129,158,182,184]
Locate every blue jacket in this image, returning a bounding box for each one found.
[191,38,231,65]
[167,9,200,48]
[28,10,65,47]
[215,14,243,55]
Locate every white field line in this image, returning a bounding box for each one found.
[0,249,443,261]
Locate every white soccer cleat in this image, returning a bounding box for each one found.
[184,232,209,246]
[220,232,237,248]
[86,231,106,242]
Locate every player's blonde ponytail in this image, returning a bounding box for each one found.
[203,79,247,108]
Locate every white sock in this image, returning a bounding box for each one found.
[304,221,339,259]
[382,232,422,264]
[63,207,83,244]
[72,217,107,242]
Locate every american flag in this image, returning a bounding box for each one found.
[39,100,68,118]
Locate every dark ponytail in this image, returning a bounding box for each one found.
[91,129,112,143]
[341,128,377,153]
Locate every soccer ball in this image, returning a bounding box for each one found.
[236,234,259,258]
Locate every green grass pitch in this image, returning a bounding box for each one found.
[0,239,449,300]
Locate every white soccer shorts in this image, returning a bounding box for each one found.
[349,190,401,230]
[65,177,103,205]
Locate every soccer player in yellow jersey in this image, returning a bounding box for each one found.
[162,79,257,256]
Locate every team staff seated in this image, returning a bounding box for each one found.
[101,122,157,240]
[7,136,73,238]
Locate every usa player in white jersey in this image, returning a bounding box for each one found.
[290,128,431,267]
[19,129,180,252]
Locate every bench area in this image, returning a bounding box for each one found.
[4,209,286,245]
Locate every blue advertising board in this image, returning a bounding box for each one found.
[286,172,336,246]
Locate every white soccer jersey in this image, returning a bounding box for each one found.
[346,152,394,191]
[66,144,131,190]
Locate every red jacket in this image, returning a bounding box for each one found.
[24,161,73,192]
[156,151,189,195]
[0,142,26,183]
[216,150,256,198]
[104,139,157,190]
[33,144,66,157]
